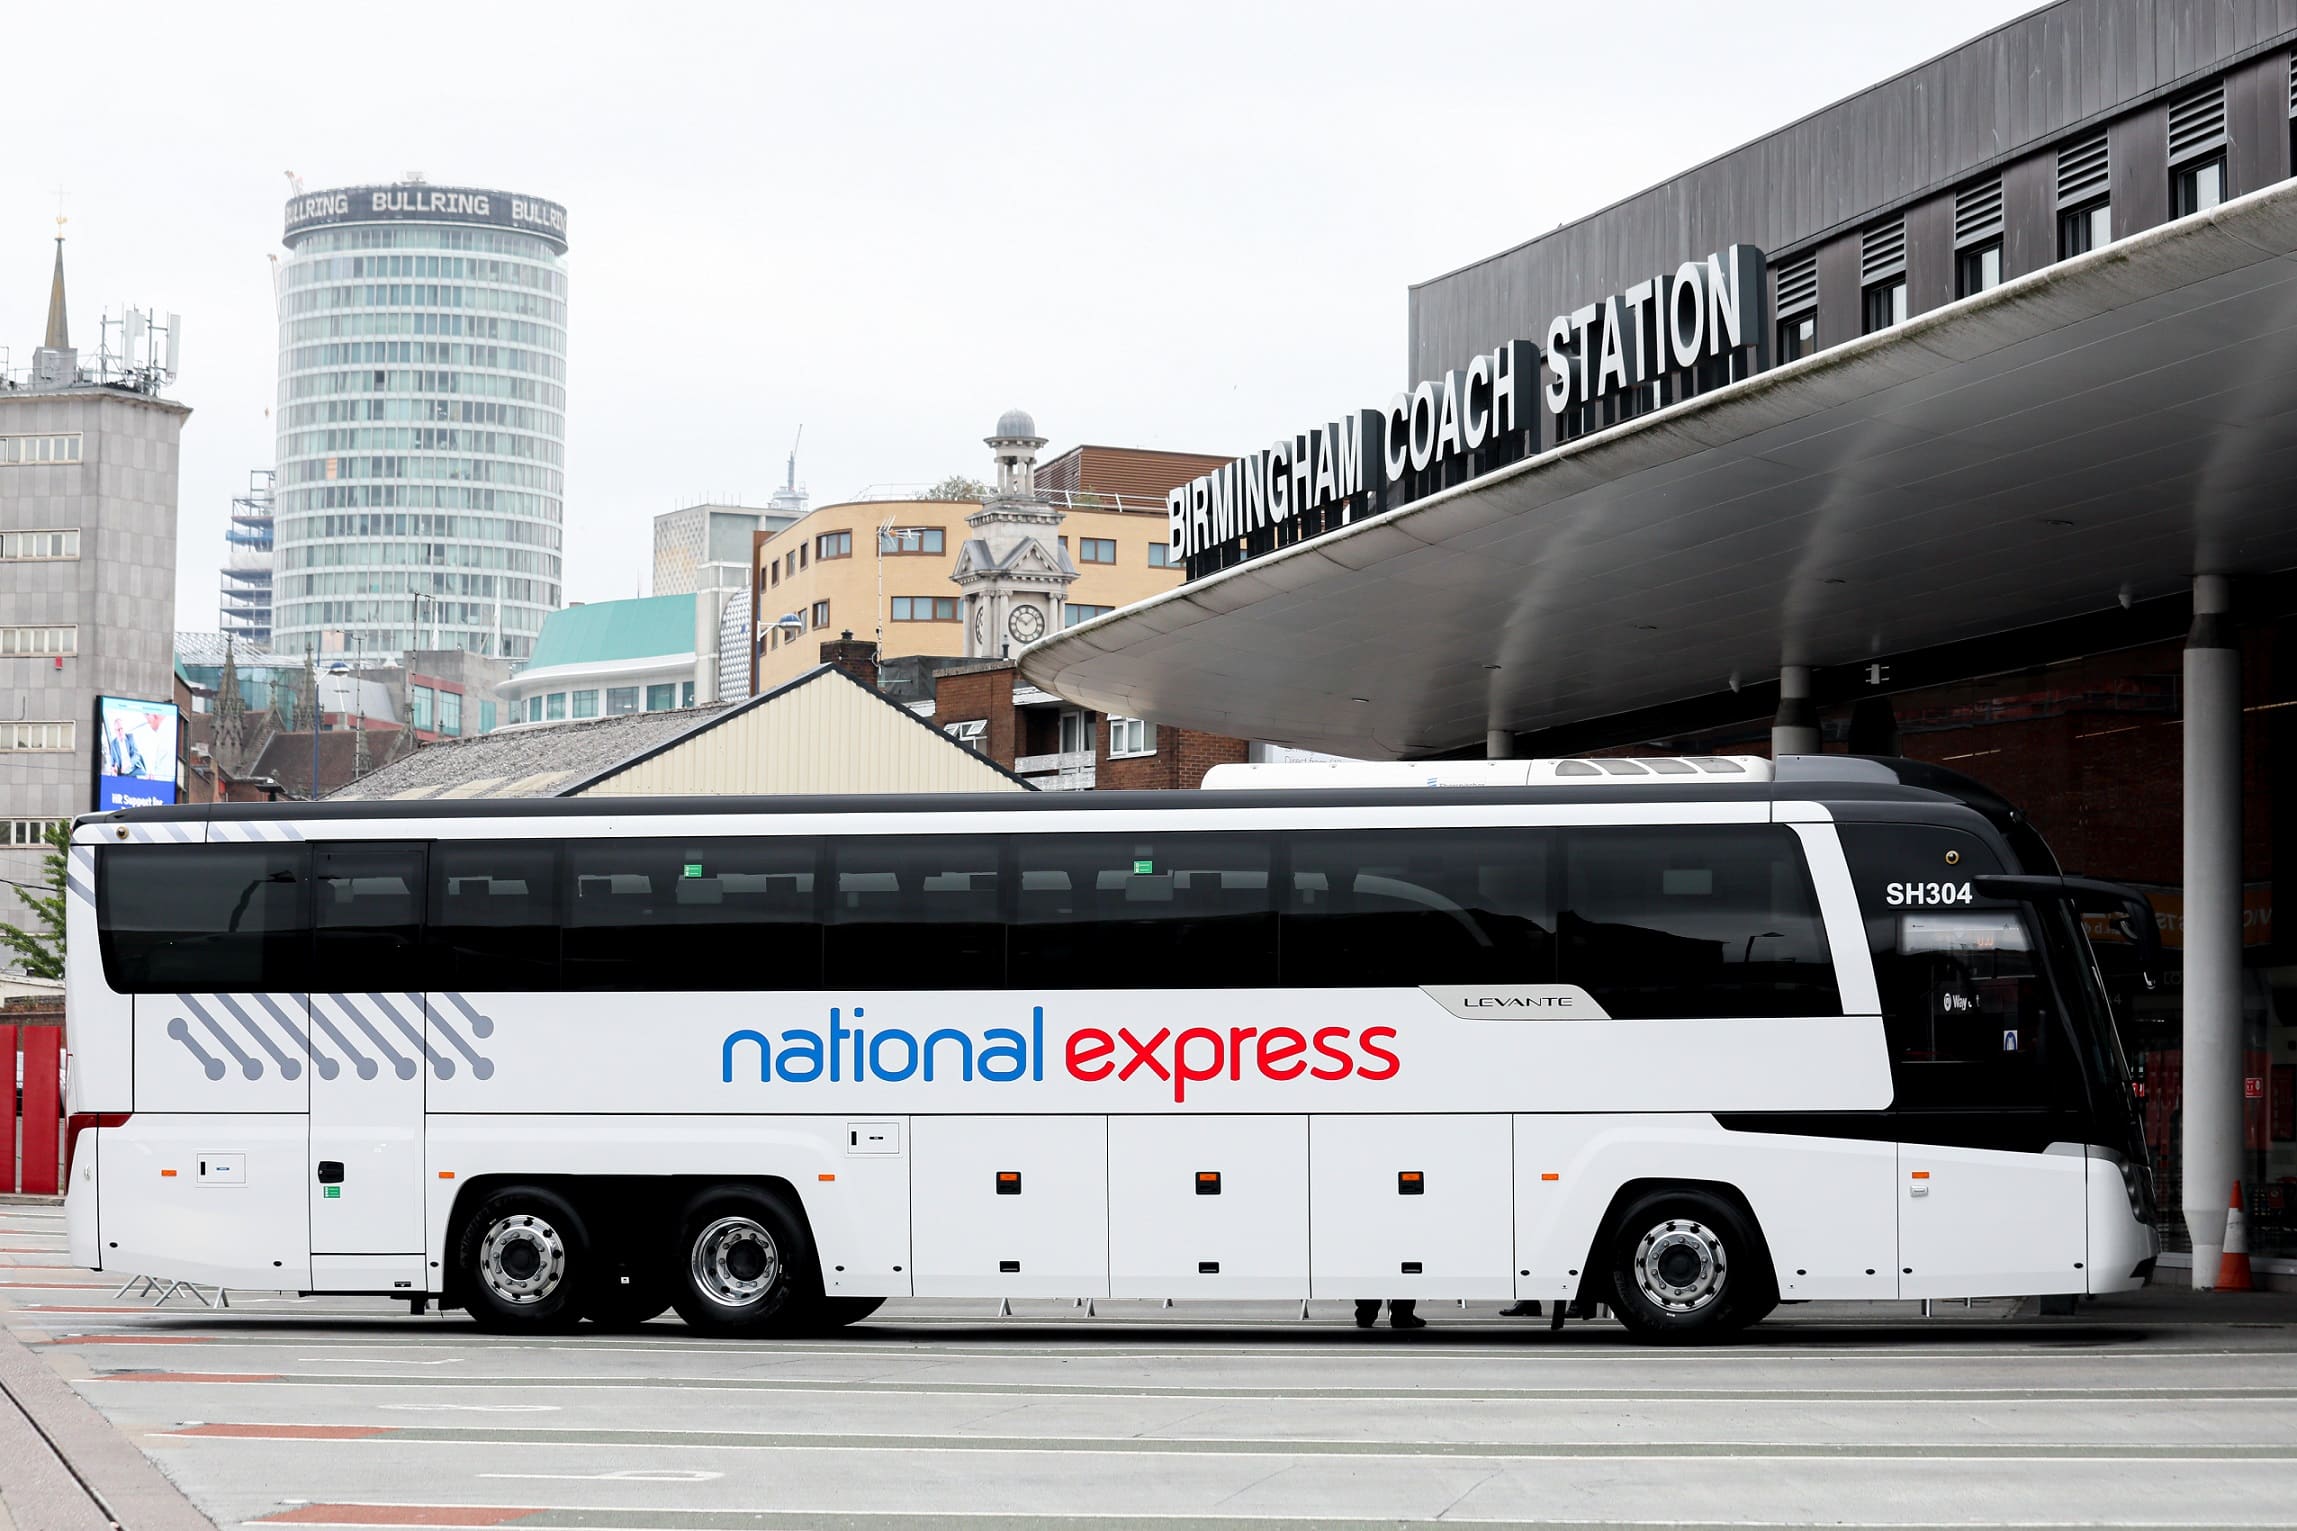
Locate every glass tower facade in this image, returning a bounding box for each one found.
[272,184,568,661]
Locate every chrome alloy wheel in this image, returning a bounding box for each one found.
[1633,1218,1728,1312]
[477,1213,567,1305]
[690,1215,782,1308]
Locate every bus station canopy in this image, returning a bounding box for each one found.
[1020,180,2297,759]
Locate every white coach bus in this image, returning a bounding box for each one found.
[62,754,2159,1344]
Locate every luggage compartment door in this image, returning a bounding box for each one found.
[910,1116,1108,1298]
[1309,1114,1513,1299]
[1109,1115,1307,1299]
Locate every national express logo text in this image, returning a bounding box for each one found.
[721,1007,1399,1102]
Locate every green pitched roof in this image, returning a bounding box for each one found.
[524,594,697,671]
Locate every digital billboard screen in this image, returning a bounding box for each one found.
[94,696,181,811]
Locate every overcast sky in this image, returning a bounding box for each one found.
[7,0,2037,628]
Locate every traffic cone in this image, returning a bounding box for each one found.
[2216,1181,2254,1292]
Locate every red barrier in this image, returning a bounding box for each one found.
[20,1028,61,1194]
[0,1025,15,1192]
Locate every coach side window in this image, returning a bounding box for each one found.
[1012,833,1274,987]
[313,844,424,990]
[430,842,561,991]
[1557,826,1837,1018]
[1282,829,1555,987]
[98,844,309,993]
[827,836,1002,989]
[565,837,822,990]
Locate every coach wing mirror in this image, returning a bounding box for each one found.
[1971,874,2163,991]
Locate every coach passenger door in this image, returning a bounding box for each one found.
[306,844,430,1291]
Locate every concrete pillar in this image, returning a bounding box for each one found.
[1771,665,1820,757]
[1486,730,1515,760]
[2182,574,2242,1287]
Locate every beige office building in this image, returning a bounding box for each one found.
[746,418,1222,695]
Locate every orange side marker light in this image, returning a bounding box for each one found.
[437,1171,456,1179]
[1540,1172,1560,1181]
[818,1173,836,1182]
[1911,1171,1930,1180]
[160,1169,177,1178]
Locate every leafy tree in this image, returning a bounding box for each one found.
[0,820,68,979]
[922,475,987,501]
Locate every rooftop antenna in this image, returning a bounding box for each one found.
[787,425,803,494]
[284,170,305,196]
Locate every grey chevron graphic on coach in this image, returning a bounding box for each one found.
[165,993,496,1081]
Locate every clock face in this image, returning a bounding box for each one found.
[972,604,988,646]
[1007,604,1046,643]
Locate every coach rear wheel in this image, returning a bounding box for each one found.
[457,1186,591,1333]
[1605,1190,1772,1345]
[670,1187,815,1337]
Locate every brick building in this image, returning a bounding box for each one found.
[930,658,1245,792]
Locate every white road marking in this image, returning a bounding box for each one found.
[377,1403,562,1413]
[480,1469,724,1483]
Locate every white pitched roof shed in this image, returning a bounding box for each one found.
[570,665,1030,797]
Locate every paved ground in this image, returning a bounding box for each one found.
[5,1200,2297,1530]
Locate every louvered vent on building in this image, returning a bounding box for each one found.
[2168,82,2227,163]
[2057,132,2109,206]
[2288,52,2296,115]
[1953,181,2004,247]
[1774,253,1817,315]
[1860,220,1907,285]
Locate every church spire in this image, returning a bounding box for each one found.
[43,235,67,351]
[214,640,247,766]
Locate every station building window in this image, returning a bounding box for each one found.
[605,686,640,715]
[646,682,676,710]
[1861,279,1907,334]
[571,690,600,719]
[1956,242,2002,299]
[1777,313,1817,361]
[2173,156,2226,217]
[1078,537,1117,564]
[2059,200,2112,258]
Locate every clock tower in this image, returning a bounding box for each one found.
[951,408,1078,659]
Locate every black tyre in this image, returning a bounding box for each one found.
[457,1185,590,1333]
[804,1295,886,1330]
[1605,1189,1773,1345]
[669,1186,816,1337]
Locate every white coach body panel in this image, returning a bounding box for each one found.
[307,992,429,1263]
[65,1129,101,1268]
[133,993,309,1114]
[2086,1152,2158,1293]
[62,838,127,1114]
[97,1113,310,1290]
[1308,1114,1514,1300]
[910,1116,1108,1297]
[425,1115,912,1298]
[434,989,1891,1118]
[1108,1115,1308,1298]
[1511,1115,1900,1302]
[1899,1141,2088,1297]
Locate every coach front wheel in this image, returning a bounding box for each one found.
[457,1185,592,1333]
[670,1187,815,1336]
[1605,1189,1773,1345]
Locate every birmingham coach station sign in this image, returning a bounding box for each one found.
[1168,245,1769,580]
